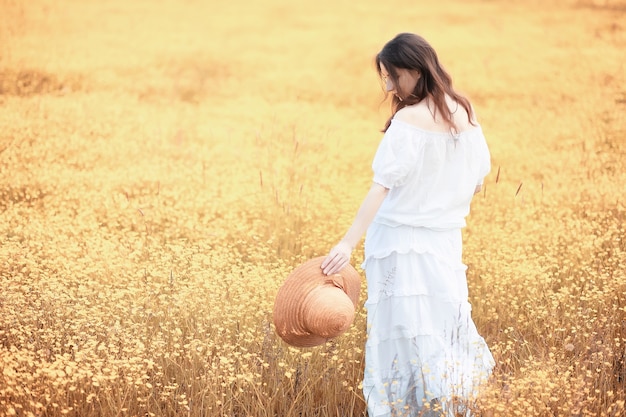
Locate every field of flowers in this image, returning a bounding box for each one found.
[1,0,625,415]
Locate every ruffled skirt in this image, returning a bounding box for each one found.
[361,223,494,417]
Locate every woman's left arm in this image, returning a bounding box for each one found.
[321,182,389,275]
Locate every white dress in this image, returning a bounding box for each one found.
[361,119,495,417]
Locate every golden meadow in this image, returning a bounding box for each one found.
[1,0,625,415]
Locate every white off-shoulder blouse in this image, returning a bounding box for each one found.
[371,118,491,230]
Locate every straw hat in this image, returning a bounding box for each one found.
[273,256,361,348]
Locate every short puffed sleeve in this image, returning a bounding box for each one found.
[371,121,425,189]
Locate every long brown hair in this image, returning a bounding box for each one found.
[376,33,475,132]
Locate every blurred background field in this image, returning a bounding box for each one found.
[1,0,625,415]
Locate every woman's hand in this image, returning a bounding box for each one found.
[321,240,353,275]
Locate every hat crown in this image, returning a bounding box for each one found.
[302,282,355,338]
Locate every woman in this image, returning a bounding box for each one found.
[321,33,495,416]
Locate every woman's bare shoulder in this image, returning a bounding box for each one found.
[394,102,437,128]
[394,101,447,132]
[394,98,476,133]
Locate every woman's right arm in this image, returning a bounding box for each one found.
[321,182,389,275]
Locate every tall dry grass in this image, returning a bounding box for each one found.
[1,0,625,416]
